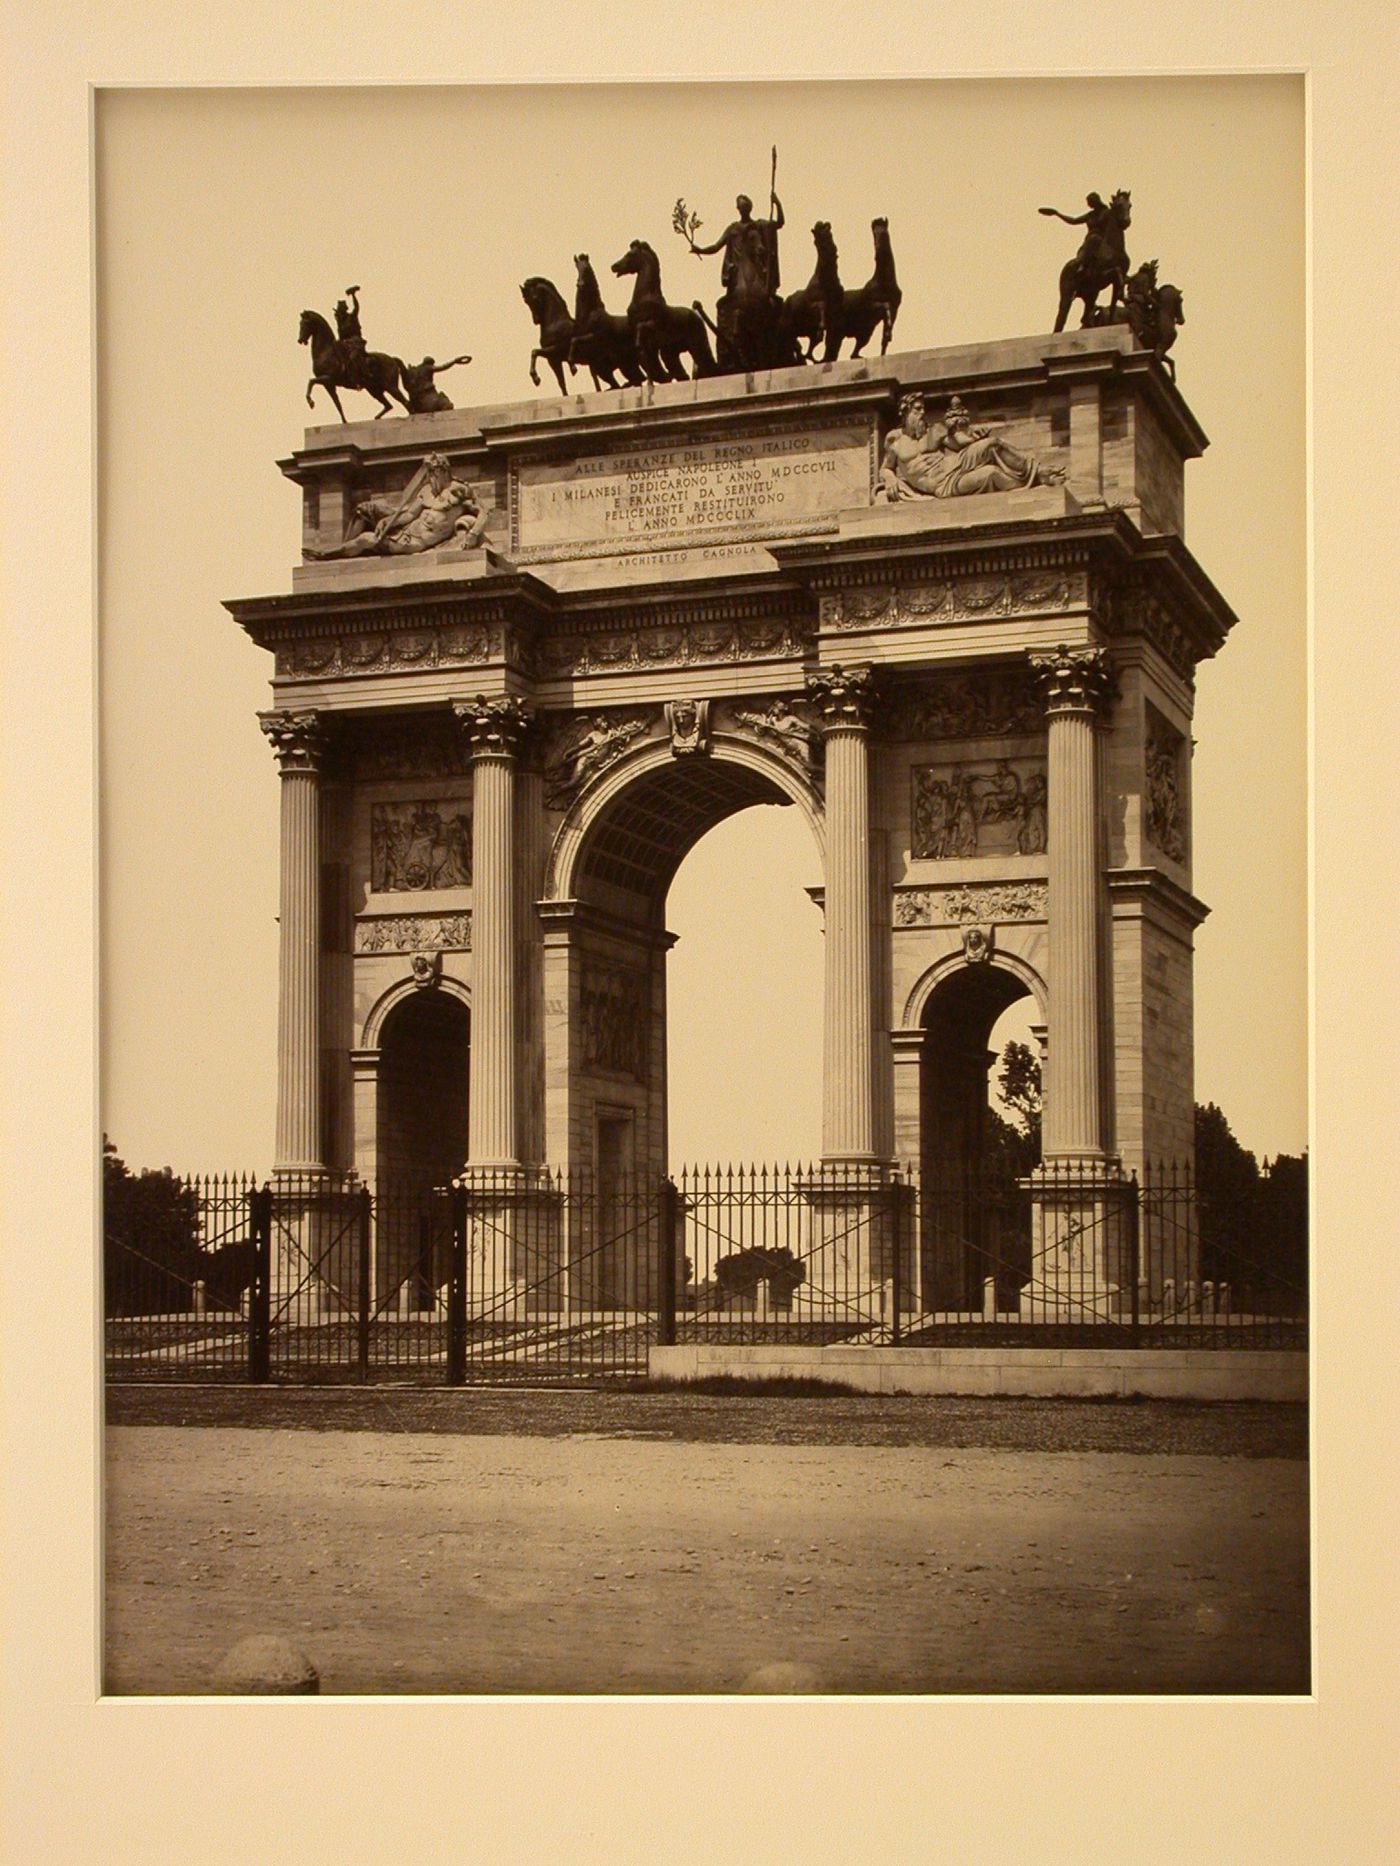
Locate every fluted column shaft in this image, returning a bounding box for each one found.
[260,710,324,1174]
[1029,647,1113,1160]
[455,697,531,1168]
[809,666,878,1162]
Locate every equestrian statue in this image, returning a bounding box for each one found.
[299,288,410,421]
[1040,190,1133,331]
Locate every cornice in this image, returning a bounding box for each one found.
[1106,866,1210,929]
[225,570,559,647]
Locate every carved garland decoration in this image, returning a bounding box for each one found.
[276,624,502,679]
[535,614,813,680]
[821,569,1085,631]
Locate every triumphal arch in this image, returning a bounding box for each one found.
[228,325,1232,1316]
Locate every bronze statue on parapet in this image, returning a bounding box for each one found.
[1040,189,1132,331]
[675,150,804,373]
[568,255,647,390]
[611,239,718,382]
[520,277,579,396]
[779,221,844,363]
[300,294,410,422]
[821,216,901,360]
[402,353,473,414]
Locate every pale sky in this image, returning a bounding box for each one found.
[97,77,1306,1170]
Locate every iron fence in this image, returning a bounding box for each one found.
[104,1160,1306,1383]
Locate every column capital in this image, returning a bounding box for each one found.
[806,663,879,734]
[259,708,325,774]
[452,694,533,760]
[1027,644,1115,719]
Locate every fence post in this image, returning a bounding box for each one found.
[248,1183,272,1383]
[1127,1171,1141,1344]
[658,1176,678,1348]
[356,1185,373,1381]
[446,1184,467,1385]
[889,1178,903,1346]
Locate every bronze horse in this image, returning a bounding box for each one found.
[822,217,901,361]
[1053,189,1132,332]
[568,255,646,390]
[1124,260,1184,379]
[298,309,409,421]
[779,221,845,363]
[520,277,578,395]
[612,240,718,382]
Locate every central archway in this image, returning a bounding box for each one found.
[543,735,825,1177]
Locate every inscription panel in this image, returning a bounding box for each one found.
[512,425,874,561]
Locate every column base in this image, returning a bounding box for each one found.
[453,1164,563,1322]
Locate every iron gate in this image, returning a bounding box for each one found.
[104,1161,1305,1383]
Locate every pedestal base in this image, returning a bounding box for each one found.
[1020,1161,1134,1324]
[801,1164,912,1326]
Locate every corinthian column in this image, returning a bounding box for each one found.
[807,664,879,1163]
[453,695,532,1168]
[259,708,325,1174]
[1028,645,1113,1161]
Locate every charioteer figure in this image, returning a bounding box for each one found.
[687,189,786,306]
[677,149,797,373]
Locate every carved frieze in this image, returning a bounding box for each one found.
[1093,571,1198,683]
[581,962,649,1080]
[275,624,501,679]
[894,882,1048,928]
[1145,705,1188,863]
[822,568,1083,631]
[542,709,656,811]
[370,799,473,891]
[354,912,472,954]
[881,668,1044,744]
[345,716,472,781]
[911,758,1047,860]
[535,614,812,679]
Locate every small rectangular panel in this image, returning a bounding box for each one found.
[512,424,874,561]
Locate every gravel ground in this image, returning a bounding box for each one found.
[104,1390,1309,1696]
[105,1383,1309,1457]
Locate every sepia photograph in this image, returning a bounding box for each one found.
[96,75,1309,1699]
[4,5,1395,1862]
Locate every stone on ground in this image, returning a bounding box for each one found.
[212,1634,319,1694]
